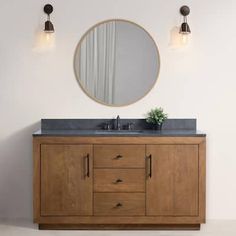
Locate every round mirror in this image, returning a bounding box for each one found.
[74,19,160,106]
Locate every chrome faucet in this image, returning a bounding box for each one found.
[115,115,121,130]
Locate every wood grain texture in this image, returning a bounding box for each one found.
[94,169,145,192]
[37,215,203,224]
[146,145,199,216]
[94,145,145,168]
[94,193,145,216]
[33,138,41,222]
[33,136,205,145]
[40,144,93,216]
[199,140,206,222]
[39,224,200,230]
[33,136,206,229]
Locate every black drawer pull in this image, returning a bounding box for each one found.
[115,203,123,208]
[114,155,123,160]
[113,178,123,184]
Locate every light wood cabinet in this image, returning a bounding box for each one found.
[94,169,145,192]
[94,144,145,168]
[33,136,205,230]
[146,145,199,216]
[94,193,145,216]
[40,144,93,216]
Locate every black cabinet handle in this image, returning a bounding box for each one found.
[147,154,152,178]
[86,153,90,177]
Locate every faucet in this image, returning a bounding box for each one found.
[115,115,121,130]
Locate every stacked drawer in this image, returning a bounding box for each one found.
[93,145,146,216]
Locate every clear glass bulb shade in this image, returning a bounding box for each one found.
[181,33,189,45]
[169,26,191,48]
[45,32,54,43]
[33,31,55,52]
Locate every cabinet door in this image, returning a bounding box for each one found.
[41,144,93,216]
[146,145,199,216]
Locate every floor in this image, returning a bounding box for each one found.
[0,220,236,236]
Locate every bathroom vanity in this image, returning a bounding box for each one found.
[33,119,206,230]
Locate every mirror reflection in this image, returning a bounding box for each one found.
[74,20,160,106]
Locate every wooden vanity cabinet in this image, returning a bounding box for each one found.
[33,136,206,230]
[146,145,199,216]
[40,144,93,216]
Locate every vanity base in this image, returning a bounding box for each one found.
[34,136,205,232]
[38,224,201,230]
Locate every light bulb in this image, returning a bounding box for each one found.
[45,32,53,42]
[181,34,189,46]
[43,32,55,48]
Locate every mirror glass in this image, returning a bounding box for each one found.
[74,19,160,106]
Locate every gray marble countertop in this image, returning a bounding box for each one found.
[33,119,206,137]
[33,129,206,137]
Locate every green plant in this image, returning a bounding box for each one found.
[146,107,168,125]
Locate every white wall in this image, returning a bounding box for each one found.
[0,0,236,220]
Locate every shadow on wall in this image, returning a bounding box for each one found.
[0,122,40,222]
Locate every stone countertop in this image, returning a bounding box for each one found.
[33,129,206,137]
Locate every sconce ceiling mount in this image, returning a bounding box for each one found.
[44,4,53,15]
[180,5,190,16]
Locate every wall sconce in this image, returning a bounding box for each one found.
[33,4,55,51]
[44,4,54,33]
[43,3,55,45]
[179,5,191,45]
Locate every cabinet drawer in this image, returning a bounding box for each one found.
[94,169,145,192]
[94,193,145,216]
[94,145,145,168]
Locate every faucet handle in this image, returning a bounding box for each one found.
[127,122,135,130]
[104,122,111,130]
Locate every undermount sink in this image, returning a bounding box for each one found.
[94,130,145,135]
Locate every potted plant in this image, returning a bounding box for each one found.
[146,107,168,130]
